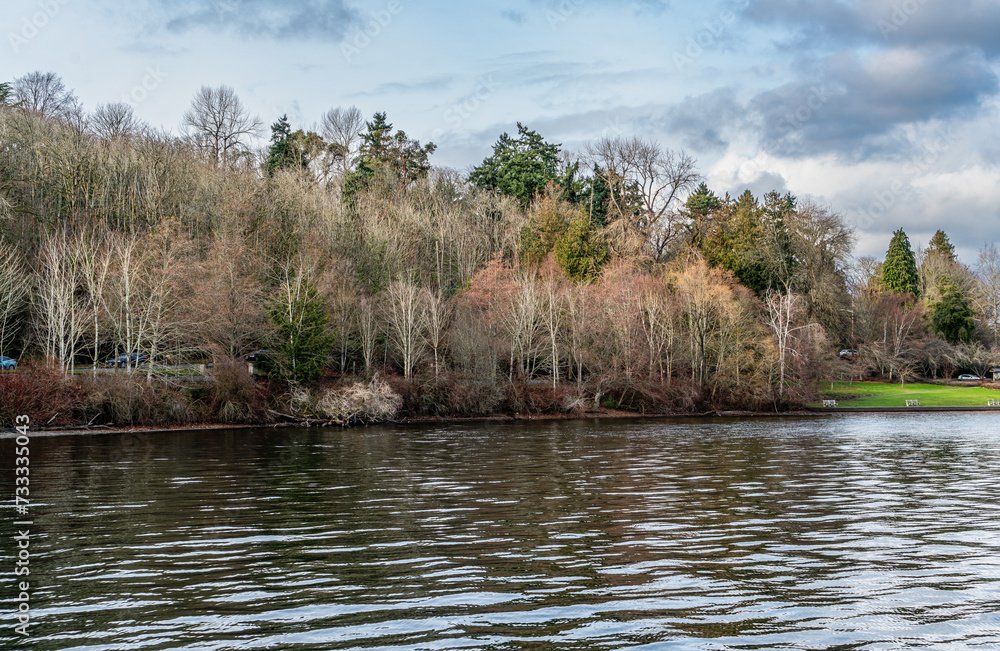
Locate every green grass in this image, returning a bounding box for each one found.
[819,381,956,398]
[814,381,1000,408]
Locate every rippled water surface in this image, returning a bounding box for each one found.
[2,414,1000,649]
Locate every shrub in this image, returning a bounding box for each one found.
[81,374,194,426]
[0,365,83,427]
[387,372,504,417]
[501,382,572,415]
[312,375,402,424]
[206,357,269,424]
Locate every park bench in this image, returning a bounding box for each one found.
[988,399,1000,407]
[906,399,920,407]
[823,400,838,408]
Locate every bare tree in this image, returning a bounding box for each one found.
[357,296,379,374]
[105,232,153,372]
[598,261,642,381]
[141,221,193,378]
[564,282,590,390]
[0,239,29,359]
[638,274,676,382]
[849,256,882,295]
[976,243,1000,347]
[539,265,565,389]
[78,229,114,374]
[324,271,359,374]
[505,274,544,381]
[320,105,364,177]
[764,292,819,399]
[586,135,699,260]
[675,258,734,386]
[422,288,451,377]
[950,343,1000,379]
[182,85,262,168]
[384,279,427,379]
[12,71,80,120]
[187,237,267,358]
[35,230,88,373]
[91,102,144,141]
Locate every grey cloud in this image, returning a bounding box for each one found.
[502,10,527,24]
[729,171,789,199]
[664,89,743,151]
[835,178,1000,262]
[750,47,997,159]
[153,0,359,41]
[357,76,455,97]
[746,0,1000,57]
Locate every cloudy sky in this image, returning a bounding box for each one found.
[4,0,1000,262]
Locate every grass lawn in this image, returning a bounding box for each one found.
[818,381,956,398]
[815,381,1000,408]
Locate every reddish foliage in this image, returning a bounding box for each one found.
[205,357,271,423]
[0,365,84,427]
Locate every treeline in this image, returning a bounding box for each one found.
[843,228,1000,382]
[0,71,996,425]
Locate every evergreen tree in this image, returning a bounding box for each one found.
[0,82,11,106]
[469,123,562,209]
[343,112,436,202]
[881,228,920,296]
[580,165,612,228]
[694,189,797,294]
[927,229,957,261]
[521,184,575,265]
[578,164,643,229]
[554,210,609,281]
[264,115,294,175]
[684,182,722,246]
[268,275,334,383]
[264,115,321,176]
[760,190,797,288]
[932,280,975,343]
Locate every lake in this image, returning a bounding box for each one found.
[2,414,1000,650]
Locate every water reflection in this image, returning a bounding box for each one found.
[1,414,999,649]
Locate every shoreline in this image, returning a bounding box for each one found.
[6,406,996,438]
[3,409,824,438]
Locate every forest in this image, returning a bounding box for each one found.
[1,71,999,427]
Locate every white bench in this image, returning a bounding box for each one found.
[823,400,838,407]
[988,399,1000,407]
[906,400,920,407]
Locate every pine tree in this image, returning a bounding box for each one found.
[932,280,975,343]
[343,111,436,203]
[881,228,920,296]
[268,274,334,383]
[554,210,609,281]
[264,115,294,175]
[469,123,562,210]
[927,230,956,261]
[264,115,318,176]
[684,182,722,246]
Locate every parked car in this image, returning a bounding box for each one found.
[958,374,981,381]
[244,349,271,362]
[0,356,17,370]
[106,353,149,368]
[838,349,859,359]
